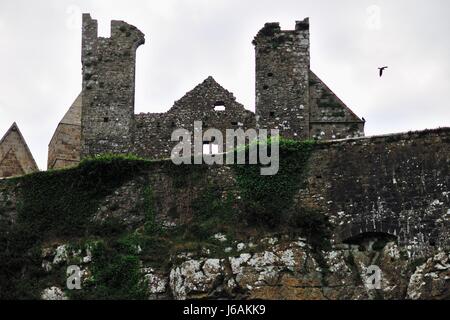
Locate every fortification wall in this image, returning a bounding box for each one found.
[303,129,450,251]
[2,128,449,255]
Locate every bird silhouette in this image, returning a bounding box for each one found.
[378,66,388,77]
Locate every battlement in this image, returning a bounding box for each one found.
[295,17,310,31]
[82,14,145,46]
[253,18,309,44]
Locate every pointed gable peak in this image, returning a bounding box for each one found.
[60,93,82,126]
[192,76,232,94]
[1,122,21,145]
[0,122,39,174]
[203,75,217,84]
[168,76,243,113]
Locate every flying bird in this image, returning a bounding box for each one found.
[378,66,388,77]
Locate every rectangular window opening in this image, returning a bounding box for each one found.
[214,101,226,111]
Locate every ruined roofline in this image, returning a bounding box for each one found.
[257,18,310,34]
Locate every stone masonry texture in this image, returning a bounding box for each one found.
[80,13,145,158]
[48,94,82,169]
[0,123,39,178]
[3,128,450,255]
[1,14,449,300]
[46,14,365,166]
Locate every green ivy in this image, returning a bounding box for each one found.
[0,155,152,299]
[143,186,159,233]
[233,138,315,228]
[68,239,148,300]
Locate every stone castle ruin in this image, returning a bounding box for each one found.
[0,14,449,300]
[0,14,366,176]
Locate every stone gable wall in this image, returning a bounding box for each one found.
[0,124,38,177]
[309,71,365,140]
[133,77,256,160]
[48,95,82,169]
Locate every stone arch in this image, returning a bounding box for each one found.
[337,219,401,250]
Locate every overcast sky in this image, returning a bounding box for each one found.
[0,0,449,169]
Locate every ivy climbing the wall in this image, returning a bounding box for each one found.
[0,154,153,299]
[233,138,332,250]
[233,138,315,227]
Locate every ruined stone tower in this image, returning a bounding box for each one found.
[46,14,365,169]
[81,13,145,158]
[254,19,311,139]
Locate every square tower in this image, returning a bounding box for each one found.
[253,18,310,139]
[80,14,145,158]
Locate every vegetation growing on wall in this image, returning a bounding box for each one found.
[0,140,334,299]
[233,138,312,225]
[233,138,332,250]
[0,154,153,299]
[68,239,148,300]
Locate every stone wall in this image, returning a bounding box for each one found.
[109,129,449,254]
[1,127,449,299]
[254,19,311,139]
[69,15,365,165]
[301,129,450,253]
[80,14,145,157]
[5,128,450,252]
[133,77,255,160]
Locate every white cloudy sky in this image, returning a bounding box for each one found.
[0,0,449,169]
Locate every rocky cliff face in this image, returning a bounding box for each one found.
[38,235,449,300]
